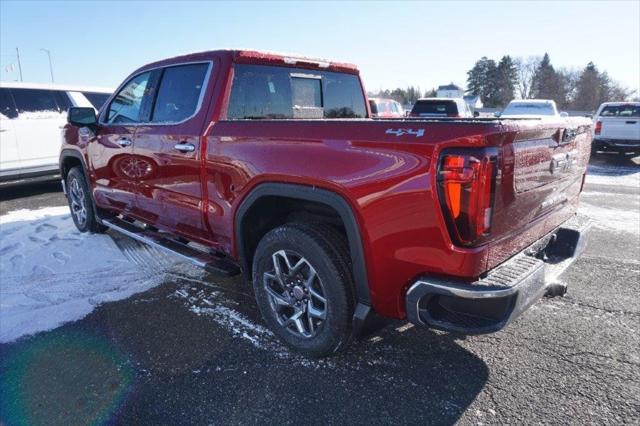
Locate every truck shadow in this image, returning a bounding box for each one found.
[0,275,488,425]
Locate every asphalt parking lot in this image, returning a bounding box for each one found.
[1,154,639,425]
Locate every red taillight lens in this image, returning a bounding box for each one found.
[438,152,496,246]
[594,121,602,135]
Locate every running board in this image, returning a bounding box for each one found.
[101,217,240,277]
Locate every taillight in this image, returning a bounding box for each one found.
[594,120,602,135]
[437,150,497,246]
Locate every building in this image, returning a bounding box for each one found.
[436,83,464,98]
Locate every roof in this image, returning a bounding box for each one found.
[0,81,113,93]
[137,49,360,75]
[508,99,555,104]
[416,97,465,102]
[437,83,462,91]
[463,95,480,101]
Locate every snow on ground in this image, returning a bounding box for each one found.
[0,207,170,343]
[578,202,640,234]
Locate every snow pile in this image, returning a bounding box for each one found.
[0,206,167,343]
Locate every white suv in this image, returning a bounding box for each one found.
[0,82,112,185]
[592,102,640,155]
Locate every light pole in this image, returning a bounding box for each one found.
[40,48,54,83]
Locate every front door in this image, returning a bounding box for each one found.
[90,71,153,215]
[132,62,212,243]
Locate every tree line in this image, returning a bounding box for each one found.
[467,53,634,111]
[369,53,635,112]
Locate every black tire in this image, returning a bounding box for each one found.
[66,166,107,233]
[252,222,355,357]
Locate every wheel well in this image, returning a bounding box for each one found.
[239,196,346,274]
[60,155,83,179]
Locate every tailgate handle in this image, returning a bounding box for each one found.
[560,128,577,144]
[626,120,637,124]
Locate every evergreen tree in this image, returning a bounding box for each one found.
[531,53,565,105]
[494,55,518,106]
[466,57,499,107]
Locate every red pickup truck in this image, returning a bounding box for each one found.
[60,50,592,357]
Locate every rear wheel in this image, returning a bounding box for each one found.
[252,223,355,357]
[66,166,106,233]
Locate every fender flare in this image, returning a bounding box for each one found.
[235,182,372,312]
[59,148,88,177]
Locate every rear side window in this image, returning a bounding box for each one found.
[152,63,209,123]
[83,92,111,109]
[412,100,457,116]
[600,104,640,118]
[107,72,152,124]
[0,88,18,119]
[10,88,70,114]
[227,64,366,120]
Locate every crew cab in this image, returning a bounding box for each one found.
[0,82,111,186]
[60,50,592,357]
[592,102,640,155]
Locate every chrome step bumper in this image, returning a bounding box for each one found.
[405,214,592,334]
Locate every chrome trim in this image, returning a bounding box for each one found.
[174,143,195,152]
[98,60,214,127]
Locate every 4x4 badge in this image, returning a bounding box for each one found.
[386,128,425,138]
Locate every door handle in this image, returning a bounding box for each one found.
[117,138,132,147]
[626,121,637,124]
[174,143,195,153]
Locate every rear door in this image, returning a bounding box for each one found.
[598,104,640,141]
[132,62,212,241]
[0,88,20,178]
[9,88,70,174]
[90,72,153,214]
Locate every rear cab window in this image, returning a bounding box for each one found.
[227,64,366,119]
[599,104,640,118]
[411,100,457,117]
[0,88,18,119]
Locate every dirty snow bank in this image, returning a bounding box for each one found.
[0,207,167,343]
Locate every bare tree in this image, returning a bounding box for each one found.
[515,56,540,99]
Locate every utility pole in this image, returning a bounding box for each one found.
[40,48,54,83]
[15,48,23,82]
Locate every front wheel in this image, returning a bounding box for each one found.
[66,166,106,233]
[252,223,355,357]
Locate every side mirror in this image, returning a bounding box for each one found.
[494,111,501,118]
[560,111,569,118]
[68,107,97,127]
[473,111,480,118]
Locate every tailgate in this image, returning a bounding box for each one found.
[599,116,640,141]
[485,119,592,266]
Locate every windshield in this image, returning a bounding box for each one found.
[600,104,640,118]
[503,102,556,116]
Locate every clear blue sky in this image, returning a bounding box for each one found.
[1,0,639,94]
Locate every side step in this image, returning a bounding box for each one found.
[102,217,240,277]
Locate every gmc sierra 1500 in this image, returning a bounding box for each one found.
[60,50,592,357]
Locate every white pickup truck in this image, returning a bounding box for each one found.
[592,102,640,155]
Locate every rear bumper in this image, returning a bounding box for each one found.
[405,214,592,334]
[593,138,640,153]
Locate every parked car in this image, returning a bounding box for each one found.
[409,98,474,118]
[0,82,112,186]
[592,102,640,155]
[369,98,404,118]
[60,50,592,357]
[499,99,565,118]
